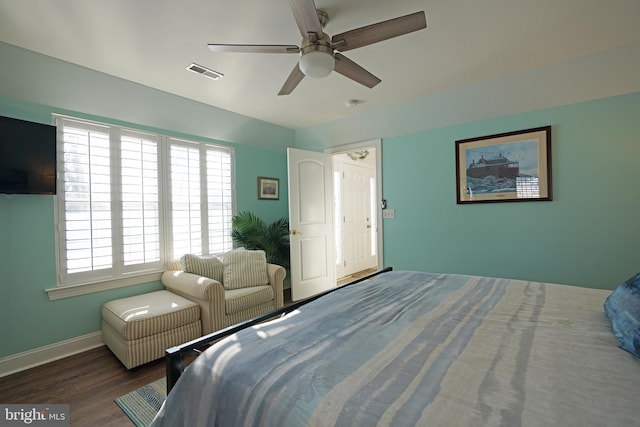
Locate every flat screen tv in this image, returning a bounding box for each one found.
[0,115,57,195]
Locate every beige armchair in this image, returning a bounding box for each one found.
[162,250,285,335]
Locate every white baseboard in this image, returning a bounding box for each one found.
[0,331,104,378]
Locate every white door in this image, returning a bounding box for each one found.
[340,161,377,276]
[287,148,336,301]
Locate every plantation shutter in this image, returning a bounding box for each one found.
[120,131,161,266]
[169,139,234,258]
[58,118,113,279]
[206,149,233,254]
[170,143,203,256]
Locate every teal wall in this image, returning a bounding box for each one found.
[380,93,639,289]
[235,144,289,224]
[0,98,290,359]
[0,194,161,358]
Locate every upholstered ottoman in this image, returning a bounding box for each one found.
[102,290,201,369]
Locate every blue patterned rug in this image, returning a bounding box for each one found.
[115,378,166,427]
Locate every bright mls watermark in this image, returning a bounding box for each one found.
[0,405,69,426]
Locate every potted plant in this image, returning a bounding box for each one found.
[231,211,290,268]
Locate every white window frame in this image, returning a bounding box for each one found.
[47,115,235,300]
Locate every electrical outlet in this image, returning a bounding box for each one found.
[382,209,395,219]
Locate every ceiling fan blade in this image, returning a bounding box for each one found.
[278,64,305,96]
[208,44,299,54]
[288,0,324,39]
[333,53,381,89]
[331,11,426,52]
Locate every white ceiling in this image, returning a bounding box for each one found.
[1,0,639,130]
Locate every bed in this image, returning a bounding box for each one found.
[151,269,640,426]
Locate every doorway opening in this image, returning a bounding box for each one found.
[328,139,383,283]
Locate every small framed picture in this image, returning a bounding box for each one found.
[258,177,279,200]
[455,126,552,204]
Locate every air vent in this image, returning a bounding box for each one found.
[186,63,224,80]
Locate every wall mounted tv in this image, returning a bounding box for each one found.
[0,115,57,195]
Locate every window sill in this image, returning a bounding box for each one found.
[45,272,163,300]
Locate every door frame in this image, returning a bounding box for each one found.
[326,138,384,272]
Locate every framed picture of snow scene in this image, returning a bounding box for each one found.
[455,126,552,204]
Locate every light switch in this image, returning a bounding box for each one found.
[382,209,395,219]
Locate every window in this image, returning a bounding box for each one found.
[516,176,540,198]
[167,139,234,257]
[54,115,234,290]
[121,131,161,266]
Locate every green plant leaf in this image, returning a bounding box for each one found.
[232,211,290,268]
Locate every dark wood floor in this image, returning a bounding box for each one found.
[0,345,166,426]
[0,268,375,426]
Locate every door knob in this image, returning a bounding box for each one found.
[291,229,303,235]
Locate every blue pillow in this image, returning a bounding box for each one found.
[604,272,640,358]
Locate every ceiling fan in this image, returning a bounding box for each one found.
[207,0,427,95]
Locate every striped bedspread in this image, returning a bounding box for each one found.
[151,271,640,426]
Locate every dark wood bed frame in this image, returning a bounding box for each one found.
[164,267,393,393]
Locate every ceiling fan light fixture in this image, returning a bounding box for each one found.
[299,50,335,79]
[205,7,427,95]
